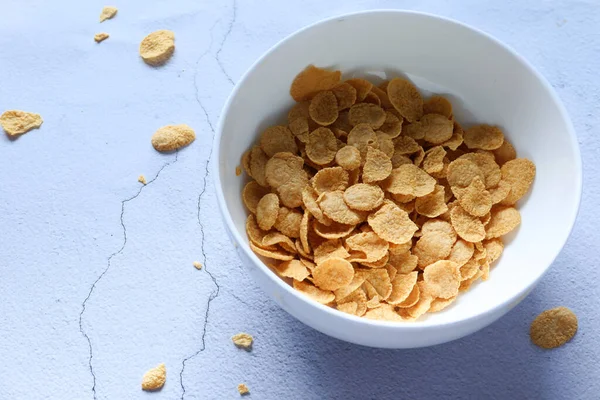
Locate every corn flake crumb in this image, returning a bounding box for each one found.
[232,332,253,349]
[94,33,109,43]
[141,363,166,391]
[138,175,147,185]
[238,383,250,395]
[1,110,43,137]
[99,6,118,22]
[193,261,202,270]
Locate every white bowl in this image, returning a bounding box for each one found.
[214,10,581,348]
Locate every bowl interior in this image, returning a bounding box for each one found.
[217,11,580,326]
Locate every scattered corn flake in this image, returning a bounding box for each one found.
[343,183,384,211]
[293,279,335,303]
[151,124,195,152]
[193,261,203,270]
[383,164,436,197]
[423,95,453,118]
[500,158,536,205]
[363,147,392,183]
[242,181,270,214]
[448,239,475,267]
[290,65,342,101]
[492,139,517,165]
[485,206,521,239]
[464,124,505,150]
[455,176,492,217]
[335,145,361,170]
[99,6,118,22]
[332,83,357,110]
[387,78,423,122]
[309,90,339,125]
[530,306,578,349]
[348,103,386,129]
[450,204,486,242]
[138,175,147,185]
[415,185,448,218]
[276,259,310,281]
[260,126,298,157]
[237,383,250,395]
[139,30,175,66]
[387,271,418,305]
[0,110,43,137]
[256,193,280,231]
[94,32,109,43]
[274,207,303,238]
[312,167,349,194]
[232,333,254,350]
[318,190,367,225]
[141,363,166,391]
[346,78,373,101]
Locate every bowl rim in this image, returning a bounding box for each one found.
[213,9,583,330]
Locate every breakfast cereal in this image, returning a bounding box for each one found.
[141,363,166,391]
[99,6,117,22]
[239,66,536,321]
[151,124,195,152]
[530,307,578,349]
[1,110,43,137]
[139,30,175,66]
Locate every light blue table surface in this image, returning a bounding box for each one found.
[1,1,599,399]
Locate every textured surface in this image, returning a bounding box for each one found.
[0,0,599,399]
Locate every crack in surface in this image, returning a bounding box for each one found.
[179,16,228,399]
[215,0,237,86]
[78,152,179,400]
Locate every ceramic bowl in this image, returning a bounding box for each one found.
[214,10,581,348]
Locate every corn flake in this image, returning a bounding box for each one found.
[312,167,349,194]
[368,202,418,244]
[313,257,354,290]
[343,183,384,211]
[485,206,521,239]
[290,65,341,101]
[387,78,423,122]
[363,147,392,183]
[256,193,279,230]
[500,158,536,205]
[383,164,436,197]
[335,145,361,170]
[319,190,367,225]
[293,279,335,304]
[348,103,386,129]
[309,90,339,126]
[346,78,373,101]
[464,124,505,150]
[332,82,357,110]
[423,95,453,118]
[450,204,486,242]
